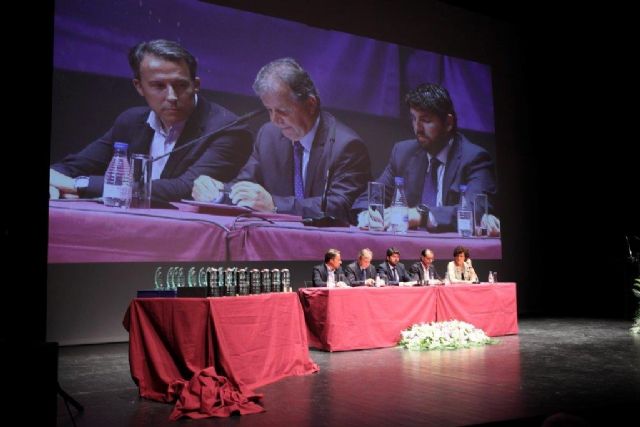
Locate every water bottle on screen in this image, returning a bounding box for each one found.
[389,176,408,234]
[457,184,473,237]
[103,142,132,208]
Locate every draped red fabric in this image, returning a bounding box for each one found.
[123,293,319,420]
[168,367,264,420]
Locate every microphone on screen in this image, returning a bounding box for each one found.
[151,108,266,162]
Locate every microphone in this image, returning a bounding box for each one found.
[302,121,349,227]
[150,108,266,162]
[625,235,637,263]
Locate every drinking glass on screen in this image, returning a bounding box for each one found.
[367,182,385,231]
[130,154,152,209]
[474,193,488,237]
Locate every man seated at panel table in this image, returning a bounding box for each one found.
[409,248,443,285]
[343,248,377,287]
[352,83,499,235]
[376,247,414,286]
[50,39,252,203]
[312,249,349,288]
[191,57,371,223]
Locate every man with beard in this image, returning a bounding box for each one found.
[353,83,498,234]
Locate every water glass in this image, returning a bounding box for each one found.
[474,193,488,237]
[130,154,152,209]
[367,182,385,231]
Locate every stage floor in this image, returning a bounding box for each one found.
[56,318,640,426]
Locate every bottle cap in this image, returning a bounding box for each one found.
[394,176,404,185]
[114,142,129,150]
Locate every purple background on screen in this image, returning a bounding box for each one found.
[53,0,494,132]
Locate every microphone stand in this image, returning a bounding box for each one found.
[151,108,266,162]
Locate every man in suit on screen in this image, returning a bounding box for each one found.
[49,39,252,203]
[191,58,371,222]
[353,83,499,234]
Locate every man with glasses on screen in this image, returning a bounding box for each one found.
[353,83,499,235]
[191,58,371,223]
[49,39,253,203]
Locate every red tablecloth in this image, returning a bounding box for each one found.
[436,283,519,337]
[123,293,318,418]
[298,286,438,351]
[298,283,518,351]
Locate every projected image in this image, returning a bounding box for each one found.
[49,0,500,264]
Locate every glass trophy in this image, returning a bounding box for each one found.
[187,266,197,287]
[175,267,186,288]
[154,267,164,289]
[165,266,175,290]
[198,267,208,287]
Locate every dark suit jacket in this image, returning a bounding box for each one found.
[352,132,496,231]
[51,96,253,202]
[409,262,442,282]
[343,261,377,286]
[312,264,347,287]
[376,261,412,284]
[233,111,371,222]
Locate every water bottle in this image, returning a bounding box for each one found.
[488,271,495,283]
[389,176,409,234]
[375,273,382,287]
[457,184,473,237]
[103,142,132,208]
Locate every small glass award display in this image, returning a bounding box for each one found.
[198,267,208,288]
[154,267,164,289]
[187,266,197,287]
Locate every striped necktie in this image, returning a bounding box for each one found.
[293,141,304,199]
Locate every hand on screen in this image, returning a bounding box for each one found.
[357,210,371,229]
[408,207,421,229]
[49,169,76,194]
[358,209,385,230]
[363,211,386,230]
[481,214,501,237]
[230,181,275,212]
[192,175,222,202]
[49,185,60,200]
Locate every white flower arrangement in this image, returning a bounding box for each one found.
[399,320,497,350]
